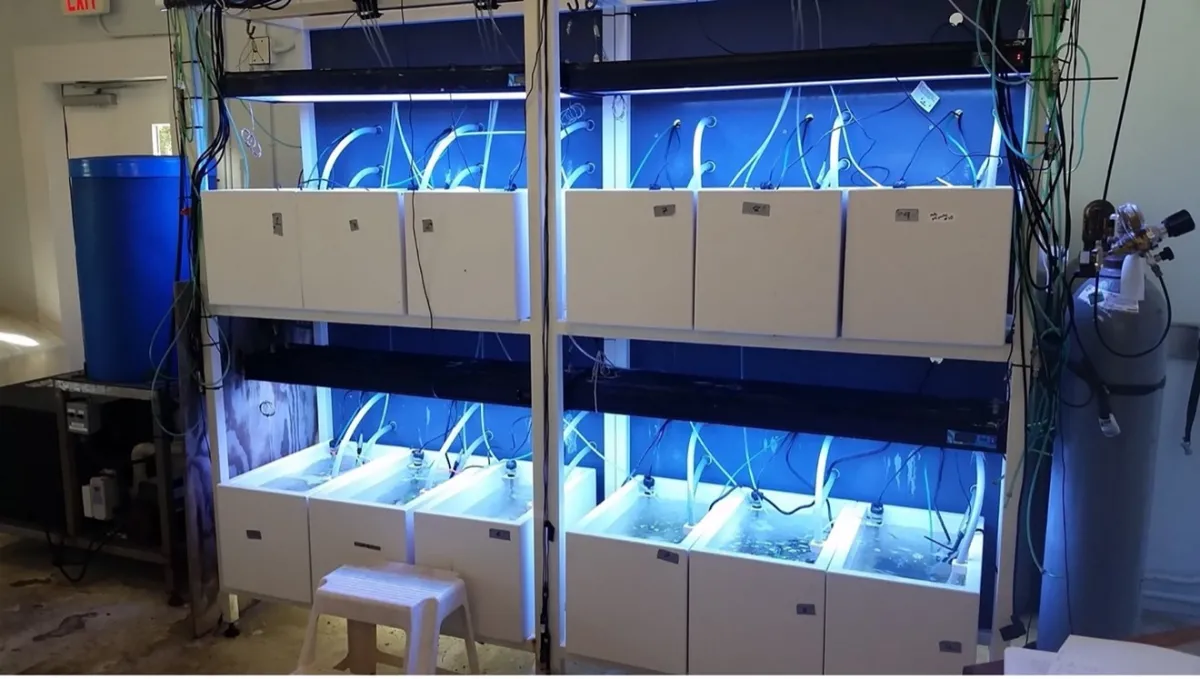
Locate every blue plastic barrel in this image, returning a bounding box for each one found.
[69,156,183,384]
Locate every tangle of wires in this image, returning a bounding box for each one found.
[979,0,1086,635]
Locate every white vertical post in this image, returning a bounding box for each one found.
[526,0,565,672]
[602,339,629,497]
[313,322,333,440]
[987,3,1047,656]
[599,6,632,499]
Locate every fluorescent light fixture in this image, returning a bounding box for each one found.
[604,73,991,97]
[0,332,39,347]
[244,91,528,103]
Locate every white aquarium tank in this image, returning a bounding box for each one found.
[689,488,859,674]
[215,441,393,605]
[307,447,484,594]
[565,476,730,673]
[414,460,597,646]
[824,502,984,675]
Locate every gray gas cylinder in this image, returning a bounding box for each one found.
[1038,258,1168,651]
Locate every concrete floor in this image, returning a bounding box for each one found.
[4,531,1198,674]
[0,535,536,674]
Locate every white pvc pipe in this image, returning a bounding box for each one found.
[436,402,482,470]
[564,162,595,189]
[321,126,381,189]
[421,124,484,190]
[348,165,382,188]
[956,452,987,564]
[814,435,833,504]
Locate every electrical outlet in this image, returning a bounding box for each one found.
[247,36,272,66]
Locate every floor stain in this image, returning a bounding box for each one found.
[32,612,98,642]
[9,578,51,588]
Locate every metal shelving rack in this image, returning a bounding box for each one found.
[13,373,180,594]
[212,0,1046,670]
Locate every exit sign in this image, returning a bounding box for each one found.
[63,0,110,15]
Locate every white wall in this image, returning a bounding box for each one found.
[0,0,304,324]
[0,1,167,318]
[1069,0,1200,325]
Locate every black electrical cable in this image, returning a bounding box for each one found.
[1101,0,1148,203]
[1090,265,1172,360]
[1183,336,1200,451]
[897,111,955,186]
[629,420,673,481]
[875,446,925,504]
[650,123,682,190]
[933,449,952,543]
[825,442,891,477]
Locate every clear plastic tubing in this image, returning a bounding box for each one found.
[332,393,387,477]
[437,403,482,470]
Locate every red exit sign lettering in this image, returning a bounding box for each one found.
[63,0,111,16]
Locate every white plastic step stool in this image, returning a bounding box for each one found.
[295,563,480,675]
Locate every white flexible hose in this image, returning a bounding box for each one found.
[814,435,833,504]
[564,162,595,189]
[956,452,987,564]
[688,162,715,190]
[321,126,380,190]
[795,98,816,188]
[464,433,489,458]
[382,103,397,187]
[436,402,482,470]
[824,110,842,189]
[390,104,419,185]
[332,393,387,477]
[562,120,595,139]
[690,116,717,189]
[731,90,792,188]
[421,124,484,190]
[829,87,882,187]
[349,165,382,188]
[449,164,483,189]
[686,424,703,525]
[362,422,395,459]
